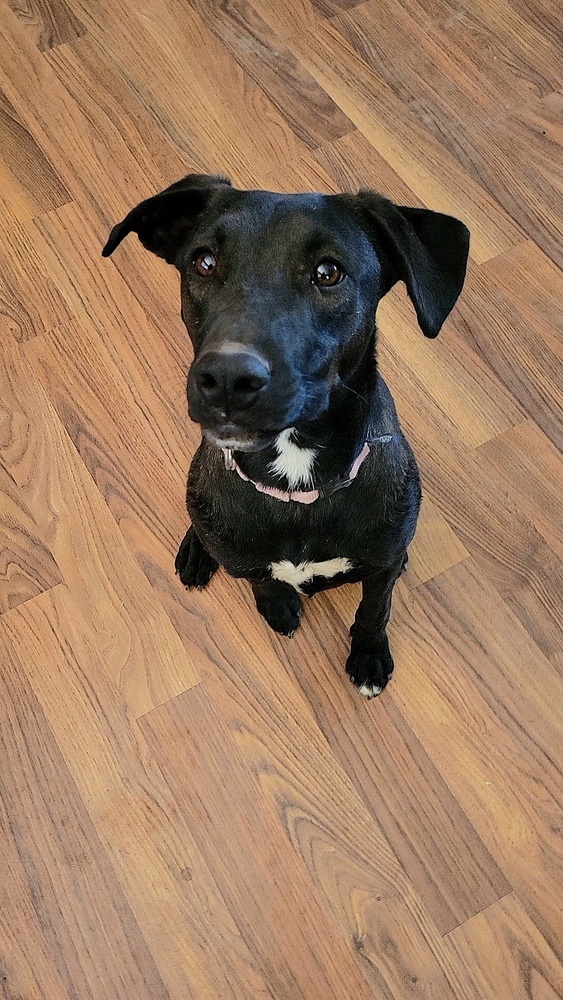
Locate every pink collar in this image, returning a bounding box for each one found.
[222,435,393,504]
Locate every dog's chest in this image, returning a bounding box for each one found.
[270,556,354,592]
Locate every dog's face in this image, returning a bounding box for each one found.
[104,174,469,450]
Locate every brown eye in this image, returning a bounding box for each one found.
[193,249,217,276]
[313,259,346,287]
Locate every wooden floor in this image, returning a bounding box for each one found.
[1,0,562,995]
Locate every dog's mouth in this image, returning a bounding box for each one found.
[203,424,279,453]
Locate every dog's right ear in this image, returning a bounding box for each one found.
[102,173,232,265]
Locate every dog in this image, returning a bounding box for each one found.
[103,173,469,697]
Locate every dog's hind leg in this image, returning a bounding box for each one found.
[175,525,219,589]
[251,578,303,637]
[346,555,406,698]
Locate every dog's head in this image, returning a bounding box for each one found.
[103,174,469,450]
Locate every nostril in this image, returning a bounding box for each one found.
[233,375,267,396]
[199,372,218,392]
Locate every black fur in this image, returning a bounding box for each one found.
[104,174,469,697]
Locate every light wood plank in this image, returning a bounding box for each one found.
[3,585,272,999]
[0,344,200,718]
[0,596,168,1000]
[447,894,563,999]
[387,566,563,957]
[287,18,524,262]
[0,461,62,612]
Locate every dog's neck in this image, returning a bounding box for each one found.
[228,364,389,493]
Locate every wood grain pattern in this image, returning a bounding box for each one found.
[446,894,563,999]
[7,0,85,50]
[2,585,272,999]
[0,345,200,718]
[1,0,562,994]
[185,0,354,149]
[287,19,525,263]
[0,596,168,1000]
[0,87,70,221]
[0,202,72,342]
[0,461,61,612]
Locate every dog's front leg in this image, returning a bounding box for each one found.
[346,556,406,698]
[251,579,303,637]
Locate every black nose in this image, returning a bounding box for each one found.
[193,349,271,415]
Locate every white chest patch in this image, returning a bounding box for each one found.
[270,557,354,592]
[268,428,317,490]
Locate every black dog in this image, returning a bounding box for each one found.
[103,174,469,697]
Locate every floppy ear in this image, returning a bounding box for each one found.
[102,173,232,264]
[357,193,470,338]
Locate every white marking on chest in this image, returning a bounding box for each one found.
[269,427,317,490]
[270,557,353,592]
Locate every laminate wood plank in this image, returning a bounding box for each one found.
[332,1,563,265]
[183,0,353,149]
[0,87,70,222]
[446,894,563,999]
[477,421,563,566]
[4,585,272,999]
[271,592,510,936]
[379,334,563,664]
[0,9,194,231]
[0,203,72,342]
[7,0,85,51]
[0,596,167,1000]
[58,0,306,185]
[409,0,563,99]
[385,567,563,957]
[249,0,358,42]
[30,202,185,405]
[404,496,469,588]
[140,681,469,999]
[460,252,563,450]
[377,286,525,448]
[0,344,200,718]
[504,0,562,51]
[287,19,524,263]
[0,461,61,612]
[141,685,379,1000]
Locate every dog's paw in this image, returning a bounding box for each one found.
[345,637,394,698]
[175,527,218,589]
[255,590,303,637]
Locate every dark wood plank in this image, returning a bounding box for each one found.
[0,461,62,612]
[0,595,168,1000]
[7,0,85,50]
[0,87,70,221]
[185,0,354,149]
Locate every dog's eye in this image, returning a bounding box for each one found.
[313,259,346,287]
[193,249,217,277]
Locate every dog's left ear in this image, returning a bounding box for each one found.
[356,193,470,338]
[102,173,232,265]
